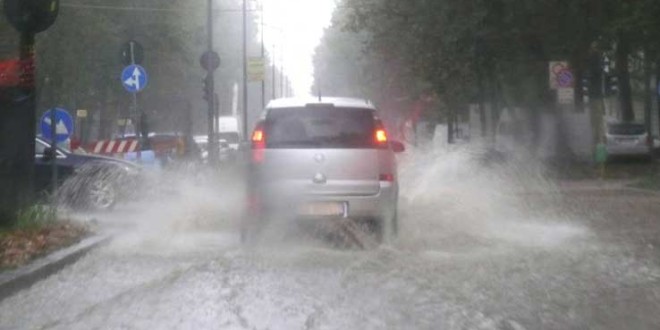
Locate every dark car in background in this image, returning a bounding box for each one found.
[35,137,141,210]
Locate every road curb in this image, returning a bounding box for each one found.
[622,186,660,196]
[0,234,111,302]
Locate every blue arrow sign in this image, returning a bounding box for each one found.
[40,108,74,143]
[121,64,148,93]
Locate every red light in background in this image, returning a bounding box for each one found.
[379,174,394,182]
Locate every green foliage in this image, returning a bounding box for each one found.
[315,0,660,122]
[31,0,262,137]
[14,205,56,231]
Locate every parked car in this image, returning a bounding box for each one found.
[217,116,242,151]
[194,135,237,164]
[605,122,652,160]
[243,97,405,244]
[35,137,141,210]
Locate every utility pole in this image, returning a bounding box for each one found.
[272,42,276,100]
[242,0,249,140]
[260,4,265,110]
[205,0,218,164]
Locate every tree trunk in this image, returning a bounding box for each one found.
[616,35,634,122]
[656,60,660,138]
[588,53,605,144]
[447,107,455,144]
[643,52,652,138]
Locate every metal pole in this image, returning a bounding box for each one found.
[207,0,218,164]
[1,32,37,224]
[272,42,276,100]
[261,5,266,110]
[242,0,249,140]
[129,42,142,159]
[49,107,58,205]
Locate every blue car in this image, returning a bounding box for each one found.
[35,137,141,210]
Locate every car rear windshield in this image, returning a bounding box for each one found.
[607,123,646,135]
[265,106,376,149]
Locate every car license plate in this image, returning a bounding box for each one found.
[297,202,345,217]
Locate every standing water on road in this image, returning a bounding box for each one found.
[1,147,659,330]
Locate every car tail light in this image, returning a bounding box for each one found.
[251,121,266,163]
[252,122,266,148]
[376,129,388,143]
[379,174,395,182]
[374,120,388,145]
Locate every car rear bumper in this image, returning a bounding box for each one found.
[252,182,398,221]
[606,145,651,156]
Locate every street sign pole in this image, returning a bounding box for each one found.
[50,104,58,204]
[130,42,142,158]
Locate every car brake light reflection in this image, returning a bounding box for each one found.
[251,122,266,163]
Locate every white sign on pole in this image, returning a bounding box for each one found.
[557,87,575,105]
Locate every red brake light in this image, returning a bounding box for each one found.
[376,129,388,143]
[375,120,388,144]
[251,122,266,148]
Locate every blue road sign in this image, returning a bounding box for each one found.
[557,69,574,87]
[121,64,148,93]
[40,108,74,143]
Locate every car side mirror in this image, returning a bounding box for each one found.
[43,147,57,161]
[390,141,405,153]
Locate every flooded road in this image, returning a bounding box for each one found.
[1,152,660,329]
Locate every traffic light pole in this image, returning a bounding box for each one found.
[1,0,59,226]
[0,32,37,226]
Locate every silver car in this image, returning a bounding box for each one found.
[243,97,405,243]
[605,122,652,159]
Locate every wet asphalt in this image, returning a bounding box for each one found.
[1,158,659,330]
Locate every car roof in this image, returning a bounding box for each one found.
[266,97,377,110]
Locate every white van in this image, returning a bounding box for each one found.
[217,116,241,151]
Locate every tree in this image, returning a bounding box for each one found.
[316,0,660,147]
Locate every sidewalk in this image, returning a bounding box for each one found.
[557,179,660,196]
[0,234,110,302]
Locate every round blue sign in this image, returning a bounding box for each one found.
[121,64,148,93]
[40,108,74,143]
[557,69,574,87]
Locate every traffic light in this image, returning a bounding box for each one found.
[581,78,589,104]
[605,75,618,96]
[3,0,59,33]
[203,75,212,101]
